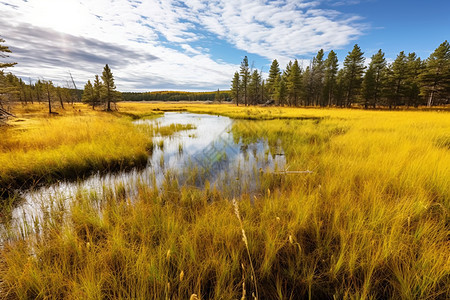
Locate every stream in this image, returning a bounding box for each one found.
[6,112,286,228]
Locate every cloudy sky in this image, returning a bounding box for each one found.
[1,0,449,91]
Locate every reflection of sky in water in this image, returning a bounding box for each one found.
[8,112,286,228]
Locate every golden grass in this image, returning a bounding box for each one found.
[0,103,161,194]
[1,102,449,299]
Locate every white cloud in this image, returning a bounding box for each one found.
[1,0,367,91]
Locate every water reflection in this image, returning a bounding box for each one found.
[9,112,286,227]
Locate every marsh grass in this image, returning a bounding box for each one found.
[0,104,158,196]
[156,123,196,136]
[0,103,449,299]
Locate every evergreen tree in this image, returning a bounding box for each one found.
[82,80,96,109]
[283,61,292,81]
[34,79,43,103]
[362,50,386,108]
[0,38,17,69]
[386,51,408,109]
[335,69,346,107]
[248,69,261,105]
[362,65,376,109]
[275,74,287,106]
[323,50,338,106]
[231,72,240,106]
[302,66,313,106]
[101,64,118,111]
[312,49,325,106]
[371,50,387,108]
[27,78,34,104]
[0,39,17,118]
[266,59,281,100]
[287,60,302,106]
[93,75,102,104]
[405,52,423,107]
[4,73,20,103]
[343,44,365,107]
[261,79,266,104]
[419,40,450,106]
[239,56,250,106]
[18,78,27,104]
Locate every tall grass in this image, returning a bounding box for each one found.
[0,103,158,195]
[0,103,449,299]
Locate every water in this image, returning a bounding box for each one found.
[7,112,286,228]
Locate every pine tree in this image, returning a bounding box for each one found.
[370,50,387,108]
[101,64,118,111]
[362,50,386,108]
[283,62,292,81]
[343,44,365,107]
[27,78,34,104]
[323,50,338,106]
[275,74,287,106]
[419,40,450,106]
[231,72,240,106]
[3,73,21,103]
[82,80,95,109]
[93,75,102,104]
[35,79,43,103]
[248,70,261,105]
[0,39,17,119]
[362,65,376,109]
[405,52,423,107]
[0,38,17,69]
[302,66,313,106]
[266,59,281,100]
[287,60,302,106]
[261,79,266,104]
[386,51,408,109]
[239,56,250,106]
[312,49,325,106]
[18,78,27,104]
[335,69,346,107]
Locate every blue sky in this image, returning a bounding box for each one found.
[1,0,449,91]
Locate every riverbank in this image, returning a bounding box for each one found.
[0,103,163,198]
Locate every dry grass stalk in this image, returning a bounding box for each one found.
[233,198,259,300]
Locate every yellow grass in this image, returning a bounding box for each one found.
[0,102,449,299]
[0,103,161,194]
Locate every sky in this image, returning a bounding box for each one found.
[1,0,449,92]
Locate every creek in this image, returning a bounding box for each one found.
[7,112,286,227]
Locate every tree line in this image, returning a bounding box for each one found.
[1,38,121,118]
[122,90,231,102]
[231,41,450,108]
[0,72,82,112]
[1,39,83,117]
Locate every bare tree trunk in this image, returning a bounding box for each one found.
[427,90,434,107]
[46,85,52,114]
[59,93,65,109]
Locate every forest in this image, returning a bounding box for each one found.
[231,42,450,108]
